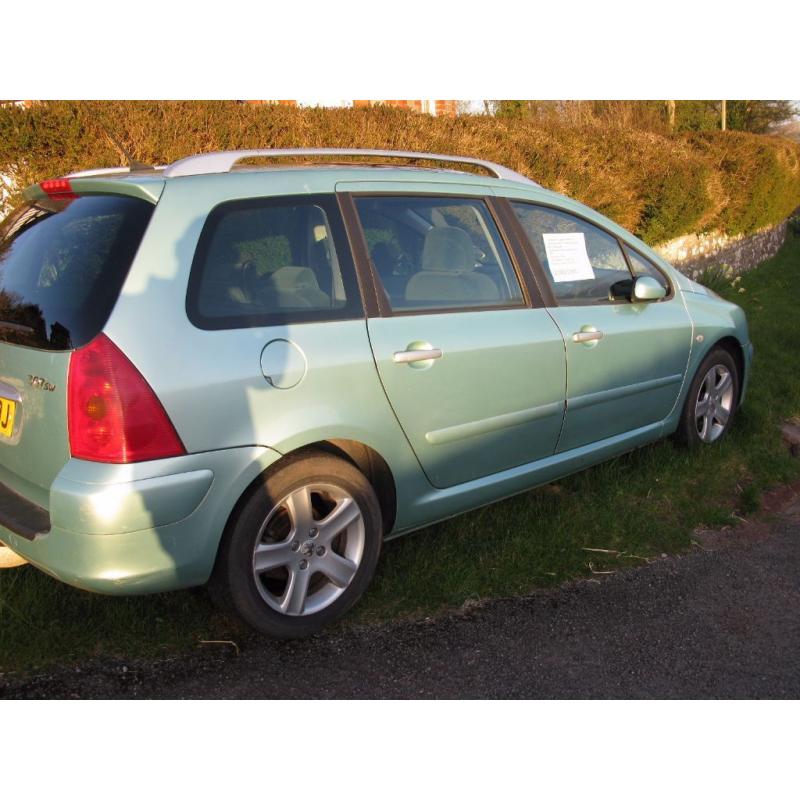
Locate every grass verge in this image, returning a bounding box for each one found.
[2,235,800,674]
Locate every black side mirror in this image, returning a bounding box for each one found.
[609,276,667,303]
[608,278,634,301]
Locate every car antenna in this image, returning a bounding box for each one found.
[96,120,154,172]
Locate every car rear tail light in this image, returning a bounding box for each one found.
[68,334,186,463]
[39,178,78,201]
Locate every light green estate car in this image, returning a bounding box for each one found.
[0,149,752,637]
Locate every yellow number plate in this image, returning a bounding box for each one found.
[0,397,17,438]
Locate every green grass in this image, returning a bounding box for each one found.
[2,235,800,674]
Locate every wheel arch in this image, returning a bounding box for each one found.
[217,439,397,552]
[309,439,397,535]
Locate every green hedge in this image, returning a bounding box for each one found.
[2,101,799,245]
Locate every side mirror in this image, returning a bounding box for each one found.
[608,278,634,301]
[632,275,666,302]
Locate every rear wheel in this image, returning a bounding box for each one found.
[677,347,739,446]
[211,452,382,638]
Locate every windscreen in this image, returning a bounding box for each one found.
[0,194,154,350]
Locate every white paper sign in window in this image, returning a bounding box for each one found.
[542,232,595,282]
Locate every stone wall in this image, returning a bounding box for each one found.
[653,217,794,281]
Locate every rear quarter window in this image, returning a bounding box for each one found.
[187,194,363,330]
[0,194,154,350]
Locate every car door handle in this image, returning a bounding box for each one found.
[572,330,604,344]
[393,347,443,364]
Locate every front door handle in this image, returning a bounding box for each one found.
[393,346,443,364]
[572,330,604,344]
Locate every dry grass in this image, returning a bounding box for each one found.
[1,101,799,243]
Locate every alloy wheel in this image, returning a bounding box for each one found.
[694,364,735,443]
[251,483,365,616]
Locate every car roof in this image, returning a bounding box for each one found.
[71,163,514,185]
[21,156,561,217]
[62,148,537,187]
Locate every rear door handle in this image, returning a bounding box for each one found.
[393,347,443,364]
[572,330,604,343]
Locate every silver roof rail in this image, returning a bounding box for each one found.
[161,148,539,186]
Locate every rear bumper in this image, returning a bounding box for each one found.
[0,446,282,595]
[0,480,50,540]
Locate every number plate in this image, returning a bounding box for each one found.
[0,397,17,438]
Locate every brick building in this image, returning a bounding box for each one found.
[244,99,458,117]
[243,100,298,107]
[353,100,457,117]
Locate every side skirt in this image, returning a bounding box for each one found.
[387,421,664,539]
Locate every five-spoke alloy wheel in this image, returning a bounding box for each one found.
[693,363,735,443]
[252,483,365,616]
[678,346,740,447]
[211,451,382,638]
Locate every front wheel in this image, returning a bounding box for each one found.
[676,347,740,446]
[211,452,382,638]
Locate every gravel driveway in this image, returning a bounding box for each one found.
[3,496,799,699]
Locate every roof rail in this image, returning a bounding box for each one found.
[161,148,539,186]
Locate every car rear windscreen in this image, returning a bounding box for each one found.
[0,194,154,350]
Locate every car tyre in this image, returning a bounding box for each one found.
[676,346,740,447]
[210,452,382,639]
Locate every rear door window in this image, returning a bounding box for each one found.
[0,195,154,350]
[353,195,524,312]
[187,195,362,329]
